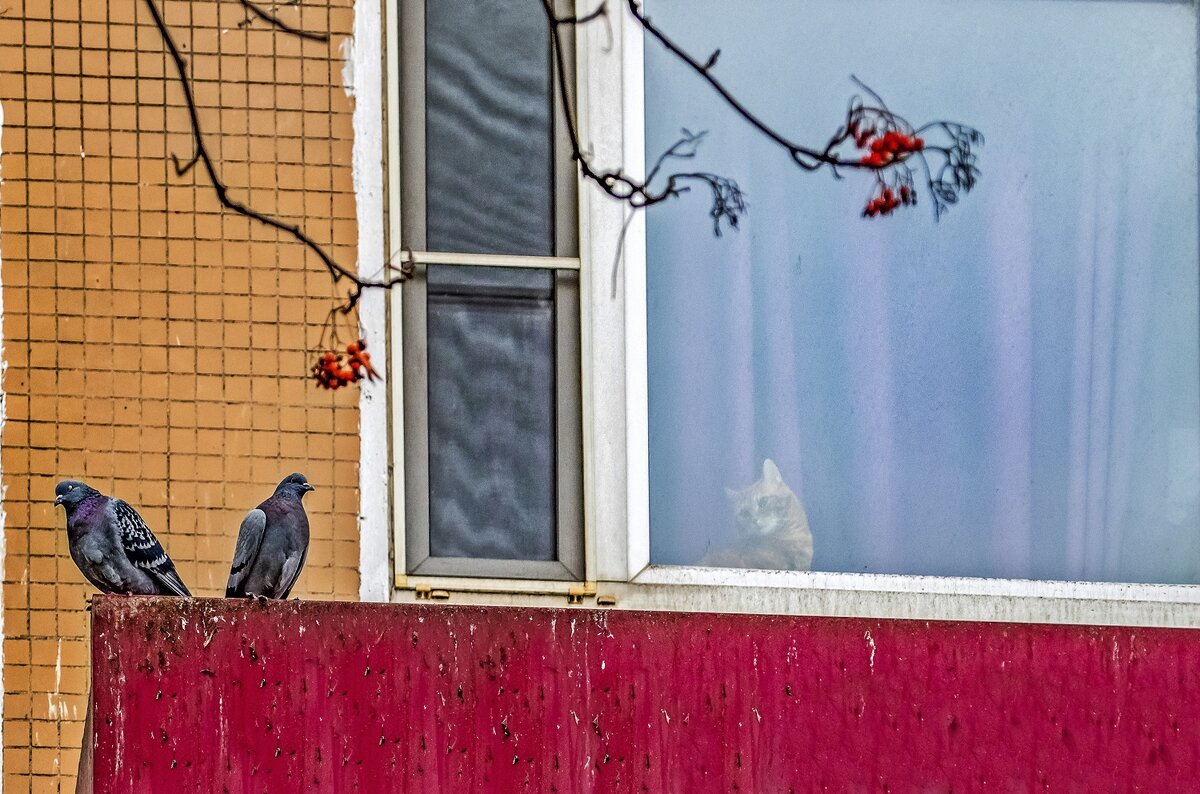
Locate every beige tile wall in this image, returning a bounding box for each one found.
[0,0,362,789]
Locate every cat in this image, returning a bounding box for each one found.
[698,458,814,572]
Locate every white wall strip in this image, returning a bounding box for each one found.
[349,0,392,603]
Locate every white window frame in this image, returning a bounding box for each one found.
[356,0,1200,627]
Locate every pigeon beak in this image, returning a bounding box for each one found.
[54,495,64,506]
[304,484,316,492]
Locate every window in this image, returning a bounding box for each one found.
[643,0,1200,586]
[376,0,1200,620]
[393,0,583,581]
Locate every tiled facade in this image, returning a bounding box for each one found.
[0,0,363,788]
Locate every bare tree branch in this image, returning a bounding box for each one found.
[540,0,749,233]
[139,0,984,387]
[236,0,330,43]
[142,0,411,314]
[549,0,983,223]
[626,0,833,171]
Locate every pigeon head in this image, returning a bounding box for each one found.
[275,473,315,499]
[55,480,100,512]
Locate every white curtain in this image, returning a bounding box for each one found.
[644,0,1200,583]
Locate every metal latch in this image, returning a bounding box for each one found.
[414,585,450,601]
[567,583,599,605]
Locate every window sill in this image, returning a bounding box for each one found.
[614,566,1200,627]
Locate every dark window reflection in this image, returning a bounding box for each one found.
[427,266,557,560]
[426,0,555,256]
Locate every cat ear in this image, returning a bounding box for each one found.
[762,458,782,483]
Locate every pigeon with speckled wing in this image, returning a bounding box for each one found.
[55,480,191,596]
[226,473,314,599]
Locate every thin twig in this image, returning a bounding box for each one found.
[541,1,746,232]
[632,2,984,220]
[142,0,410,311]
[237,0,330,43]
[625,0,872,172]
[171,150,200,177]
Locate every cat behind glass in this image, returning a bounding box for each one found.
[698,458,814,571]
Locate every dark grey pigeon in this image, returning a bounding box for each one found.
[226,473,314,599]
[55,480,191,597]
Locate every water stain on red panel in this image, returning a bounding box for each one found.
[91,596,1200,792]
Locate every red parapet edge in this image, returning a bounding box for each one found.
[90,595,1200,792]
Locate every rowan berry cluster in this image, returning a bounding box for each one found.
[312,339,379,390]
[854,127,925,167]
[863,185,916,218]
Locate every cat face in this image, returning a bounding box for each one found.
[726,459,808,538]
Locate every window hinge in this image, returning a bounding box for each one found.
[414,585,451,601]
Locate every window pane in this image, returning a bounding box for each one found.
[645,0,1200,583]
[427,266,557,560]
[425,0,555,256]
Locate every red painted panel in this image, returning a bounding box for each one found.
[92,596,1200,792]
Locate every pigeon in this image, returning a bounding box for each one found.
[54,480,191,597]
[225,473,314,599]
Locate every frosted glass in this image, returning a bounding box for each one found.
[427,267,557,561]
[425,0,555,255]
[645,0,1200,583]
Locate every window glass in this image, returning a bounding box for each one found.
[426,266,557,561]
[645,0,1200,583]
[425,0,555,255]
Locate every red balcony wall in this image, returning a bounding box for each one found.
[91,595,1200,792]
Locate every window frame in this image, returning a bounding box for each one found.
[388,0,585,582]
[365,0,1200,626]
